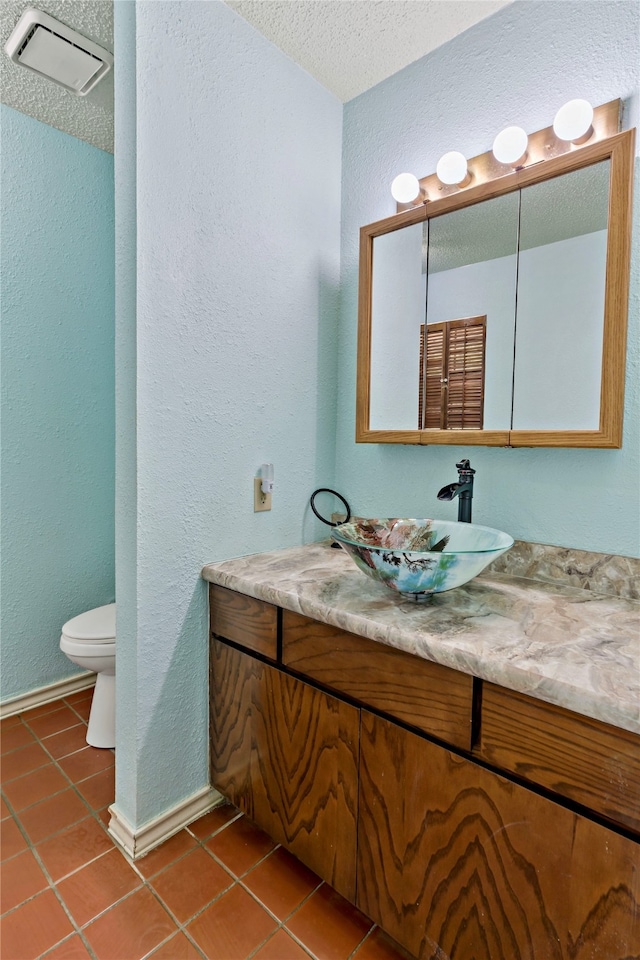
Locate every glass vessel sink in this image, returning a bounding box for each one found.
[331,518,513,601]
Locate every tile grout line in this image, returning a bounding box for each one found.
[134,817,270,957]
[1,699,114,928]
[134,819,367,960]
[237,872,325,927]
[5,766,114,860]
[20,699,93,741]
[17,805,246,957]
[1,732,79,784]
[4,697,109,960]
[2,699,111,832]
[6,796,370,960]
[4,700,384,960]
[2,794,100,960]
[137,883,209,960]
[30,704,114,826]
[9,704,251,958]
[37,930,92,960]
[134,820,322,959]
[346,926,378,960]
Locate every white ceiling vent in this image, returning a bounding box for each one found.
[4,8,113,96]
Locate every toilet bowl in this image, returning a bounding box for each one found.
[60,603,115,749]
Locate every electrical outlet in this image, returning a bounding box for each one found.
[254,478,272,512]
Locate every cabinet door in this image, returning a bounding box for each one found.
[357,711,640,960]
[210,639,359,900]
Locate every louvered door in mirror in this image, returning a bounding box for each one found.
[419,317,486,430]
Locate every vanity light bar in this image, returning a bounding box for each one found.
[435,151,471,187]
[553,99,594,144]
[391,172,422,204]
[492,125,529,167]
[392,98,620,211]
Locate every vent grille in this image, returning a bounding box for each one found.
[17,23,102,66]
[4,8,113,96]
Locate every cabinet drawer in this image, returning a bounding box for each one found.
[209,584,278,660]
[479,683,640,833]
[283,610,473,750]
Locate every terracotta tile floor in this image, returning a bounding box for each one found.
[1,694,413,960]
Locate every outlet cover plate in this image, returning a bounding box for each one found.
[254,478,272,512]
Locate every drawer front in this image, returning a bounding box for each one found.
[479,683,640,833]
[209,584,278,660]
[283,610,473,750]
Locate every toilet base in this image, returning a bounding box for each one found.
[86,673,115,749]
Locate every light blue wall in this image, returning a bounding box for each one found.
[336,0,640,558]
[114,1,139,825]
[1,106,115,701]
[114,0,638,831]
[114,0,342,827]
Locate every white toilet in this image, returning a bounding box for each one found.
[60,603,116,749]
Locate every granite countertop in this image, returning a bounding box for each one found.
[201,541,640,736]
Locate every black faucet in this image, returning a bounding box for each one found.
[437,459,475,523]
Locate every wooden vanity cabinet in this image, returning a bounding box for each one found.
[478,683,640,833]
[358,711,640,960]
[208,585,640,959]
[209,637,359,900]
[282,611,473,750]
[209,584,278,659]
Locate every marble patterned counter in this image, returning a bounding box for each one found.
[201,541,640,736]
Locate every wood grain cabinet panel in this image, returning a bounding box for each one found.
[210,591,640,959]
[357,711,640,960]
[209,638,359,900]
[209,584,278,659]
[283,611,473,749]
[478,683,640,833]
[209,637,256,807]
[567,817,640,960]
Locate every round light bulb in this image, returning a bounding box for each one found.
[492,125,529,166]
[390,172,421,204]
[436,151,469,186]
[553,99,594,143]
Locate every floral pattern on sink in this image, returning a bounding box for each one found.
[331,518,513,600]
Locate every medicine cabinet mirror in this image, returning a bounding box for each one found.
[357,126,634,447]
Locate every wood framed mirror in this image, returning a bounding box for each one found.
[356,112,635,448]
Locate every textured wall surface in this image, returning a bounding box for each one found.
[337,0,640,557]
[1,105,115,700]
[113,1,139,825]
[114,0,342,827]
[0,0,114,153]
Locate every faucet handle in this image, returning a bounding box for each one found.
[456,459,475,475]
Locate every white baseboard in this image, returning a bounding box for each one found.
[108,785,223,860]
[1,672,95,719]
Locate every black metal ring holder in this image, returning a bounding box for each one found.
[309,489,351,547]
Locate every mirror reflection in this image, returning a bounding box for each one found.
[370,222,427,431]
[512,161,610,430]
[424,193,519,430]
[367,158,612,437]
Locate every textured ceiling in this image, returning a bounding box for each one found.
[224,0,511,102]
[0,1,511,153]
[0,1,113,153]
